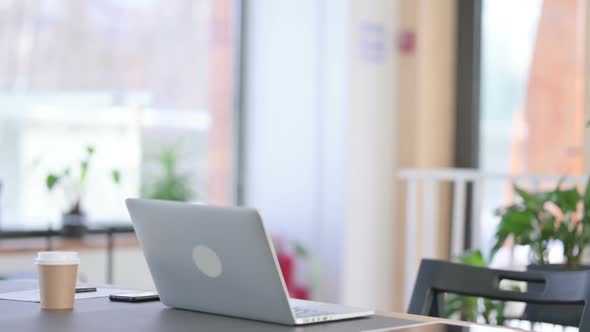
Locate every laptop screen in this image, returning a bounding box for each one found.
[381,323,517,332]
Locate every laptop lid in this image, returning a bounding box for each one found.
[126,198,296,325]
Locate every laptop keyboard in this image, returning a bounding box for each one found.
[292,306,335,318]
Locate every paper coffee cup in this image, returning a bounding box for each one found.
[35,251,80,310]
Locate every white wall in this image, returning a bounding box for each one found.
[315,0,351,305]
[243,0,398,310]
[243,0,323,246]
[342,0,398,311]
[242,0,348,302]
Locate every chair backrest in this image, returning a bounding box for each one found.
[408,259,590,329]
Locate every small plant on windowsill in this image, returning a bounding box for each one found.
[46,146,121,237]
[142,147,194,202]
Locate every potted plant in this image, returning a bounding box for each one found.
[142,147,194,202]
[46,146,121,237]
[493,179,590,267]
[492,179,590,326]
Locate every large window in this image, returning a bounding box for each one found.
[479,0,586,260]
[0,0,239,228]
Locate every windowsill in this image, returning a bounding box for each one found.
[0,234,139,254]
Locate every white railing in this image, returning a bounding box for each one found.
[398,168,588,305]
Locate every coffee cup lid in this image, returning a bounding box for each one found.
[34,251,80,265]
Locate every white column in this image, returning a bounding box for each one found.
[342,0,398,311]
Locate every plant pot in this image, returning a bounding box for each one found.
[61,213,87,238]
[524,264,590,327]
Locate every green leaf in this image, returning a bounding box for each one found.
[46,174,60,190]
[111,169,121,185]
[514,185,544,211]
[86,146,95,156]
[583,177,590,223]
[160,148,177,175]
[80,160,89,183]
[551,187,580,213]
[492,209,535,256]
[458,250,486,267]
[445,294,478,322]
[293,242,308,258]
[540,215,556,241]
[79,146,95,183]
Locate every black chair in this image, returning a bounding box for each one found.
[408,259,590,330]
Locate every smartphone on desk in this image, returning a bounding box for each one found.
[109,291,159,303]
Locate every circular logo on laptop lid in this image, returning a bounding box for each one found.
[192,245,223,278]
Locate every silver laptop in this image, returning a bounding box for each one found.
[126,198,374,325]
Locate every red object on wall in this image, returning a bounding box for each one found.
[292,286,309,300]
[398,30,416,54]
[274,235,311,300]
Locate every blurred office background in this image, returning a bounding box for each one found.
[0,0,588,325]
